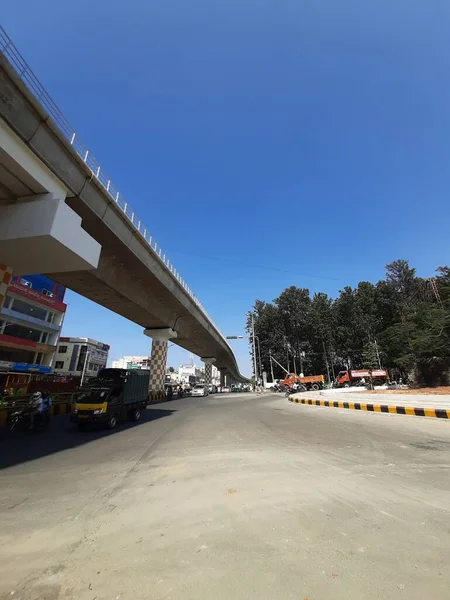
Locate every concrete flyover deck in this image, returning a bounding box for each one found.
[0,39,246,382]
[289,390,450,419]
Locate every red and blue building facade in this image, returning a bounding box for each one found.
[0,274,67,375]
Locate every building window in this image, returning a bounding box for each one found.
[40,332,48,344]
[1,322,43,343]
[20,279,31,288]
[42,289,54,297]
[35,353,43,365]
[47,312,55,323]
[54,361,64,369]
[10,298,48,322]
[0,347,35,363]
[58,346,68,354]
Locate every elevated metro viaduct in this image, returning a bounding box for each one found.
[0,29,247,398]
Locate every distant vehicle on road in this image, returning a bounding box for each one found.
[71,368,149,430]
[281,373,324,391]
[336,369,388,387]
[192,384,209,397]
[221,386,231,393]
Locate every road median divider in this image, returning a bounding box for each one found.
[288,396,450,419]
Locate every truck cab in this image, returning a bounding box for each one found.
[336,371,351,387]
[71,368,149,430]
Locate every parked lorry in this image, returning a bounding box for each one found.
[335,369,388,388]
[281,373,324,391]
[71,368,149,430]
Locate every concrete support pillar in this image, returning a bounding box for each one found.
[144,328,177,402]
[201,357,216,389]
[220,371,226,387]
[0,264,13,311]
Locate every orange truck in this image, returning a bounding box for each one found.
[281,373,324,391]
[336,369,388,387]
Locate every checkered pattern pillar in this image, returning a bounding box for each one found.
[0,264,13,310]
[204,363,212,388]
[149,339,168,401]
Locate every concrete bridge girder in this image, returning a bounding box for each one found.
[0,52,248,383]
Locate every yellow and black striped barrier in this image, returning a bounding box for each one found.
[288,397,450,419]
[149,391,166,402]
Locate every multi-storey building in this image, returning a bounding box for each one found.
[53,337,110,380]
[111,356,150,370]
[0,274,66,375]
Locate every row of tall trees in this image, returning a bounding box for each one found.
[246,260,450,387]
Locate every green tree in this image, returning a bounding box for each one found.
[361,341,380,369]
[250,259,450,387]
[308,292,335,380]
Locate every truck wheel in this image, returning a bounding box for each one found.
[131,409,141,421]
[344,383,350,388]
[106,414,118,429]
[311,383,320,391]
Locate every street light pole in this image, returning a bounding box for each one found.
[226,326,261,386]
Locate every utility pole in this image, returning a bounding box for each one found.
[251,312,258,385]
[256,337,262,380]
[374,339,382,369]
[269,351,275,383]
[322,339,331,385]
[270,354,289,375]
[80,345,90,387]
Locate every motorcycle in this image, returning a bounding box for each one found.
[285,383,307,397]
[8,405,50,432]
[273,383,285,392]
[292,383,307,393]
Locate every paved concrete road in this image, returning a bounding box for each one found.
[1,393,449,600]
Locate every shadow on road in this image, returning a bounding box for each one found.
[0,407,176,470]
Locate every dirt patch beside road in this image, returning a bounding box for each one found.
[364,387,450,395]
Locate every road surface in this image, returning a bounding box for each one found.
[0,393,449,600]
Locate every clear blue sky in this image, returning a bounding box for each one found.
[3,1,450,375]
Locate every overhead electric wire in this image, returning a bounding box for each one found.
[169,248,346,283]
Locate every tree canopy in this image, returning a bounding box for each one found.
[247,260,450,386]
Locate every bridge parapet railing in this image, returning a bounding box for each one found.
[0,26,229,346]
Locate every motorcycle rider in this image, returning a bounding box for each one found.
[29,391,44,429]
[41,390,52,422]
